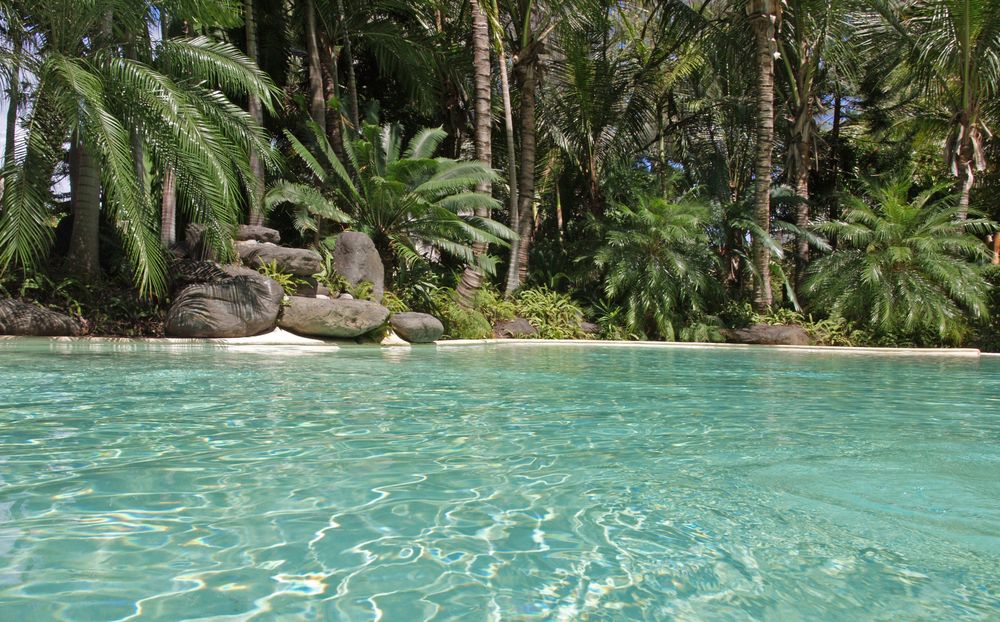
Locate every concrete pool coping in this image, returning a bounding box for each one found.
[0,331,989,358]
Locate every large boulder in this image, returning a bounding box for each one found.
[332,231,384,303]
[390,312,444,343]
[493,317,538,339]
[278,296,389,338]
[721,324,811,346]
[0,299,82,336]
[165,273,283,338]
[236,241,322,277]
[236,225,281,244]
[182,223,234,261]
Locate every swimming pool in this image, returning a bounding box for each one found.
[1,341,998,620]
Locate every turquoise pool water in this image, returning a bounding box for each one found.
[0,342,998,620]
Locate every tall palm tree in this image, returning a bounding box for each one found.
[456,0,494,308]
[860,0,1000,219]
[0,0,279,296]
[745,0,782,311]
[778,0,853,269]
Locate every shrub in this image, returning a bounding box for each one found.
[805,177,993,344]
[513,287,588,339]
[431,289,492,339]
[257,260,304,297]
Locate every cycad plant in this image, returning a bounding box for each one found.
[267,122,514,282]
[0,0,278,297]
[805,177,994,342]
[594,195,720,340]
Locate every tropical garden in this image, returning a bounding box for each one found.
[1,0,1000,348]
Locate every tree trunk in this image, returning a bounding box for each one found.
[829,90,841,222]
[749,9,777,312]
[505,60,538,295]
[456,0,493,308]
[957,156,973,221]
[67,138,102,280]
[498,49,519,240]
[336,0,360,130]
[160,167,177,246]
[319,32,347,164]
[245,0,266,225]
[3,35,20,169]
[305,0,326,135]
[792,102,812,271]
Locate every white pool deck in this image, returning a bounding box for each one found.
[0,330,992,358]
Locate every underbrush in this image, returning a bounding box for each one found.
[1,271,166,336]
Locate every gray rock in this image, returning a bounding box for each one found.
[236,241,322,277]
[580,321,600,335]
[165,273,283,338]
[235,225,281,244]
[493,317,538,338]
[390,312,444,343]
[332,231,385,302]
[721,324,811,346]
[278,296,390,338]
[0,299,82,336]
[294,276,318,298]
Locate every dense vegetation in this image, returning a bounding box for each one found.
[2,0,999,347]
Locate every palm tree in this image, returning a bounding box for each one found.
[455,0,494,308]
[860,0,1000,219]
[778,0,853,269]
[745,0,783,311]
[0,0,279,296]
[594,195,720,340]
[805,176,993,342]
[267,122,514,282]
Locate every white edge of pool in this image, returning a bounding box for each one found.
[436,339,985,358]
[0,331,988,358]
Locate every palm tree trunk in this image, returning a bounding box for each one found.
[748,4,778,311]
[245,0,266,225]
[3,35,20,169]
[792,101,812,271]
[829,90,841,222]
[320,32,347,164]
[505,60,537,294]
[957,132,974,220]
[336,0,360,130]
[498,49,519,235]
[305,0,326,135]
[160,167,177,246]
[456,0,493,308]
[67,138,102,280]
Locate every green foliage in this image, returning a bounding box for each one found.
[473,285,517,326]
[268,121,514,279]
[381,291,411,314]
[0,0,279,296]
[512,288,589,340]
[256,260,303,297]
[806,177,994,343]
[594,196,720,340]
[4,271,165,336]
[430,289,492,340]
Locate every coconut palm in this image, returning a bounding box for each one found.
[267,122,514,282]
[0,0,279,297]
[805,176,994,341]
[745,0,783,311]
[859,0,1000,219]
[594,195,720,340]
